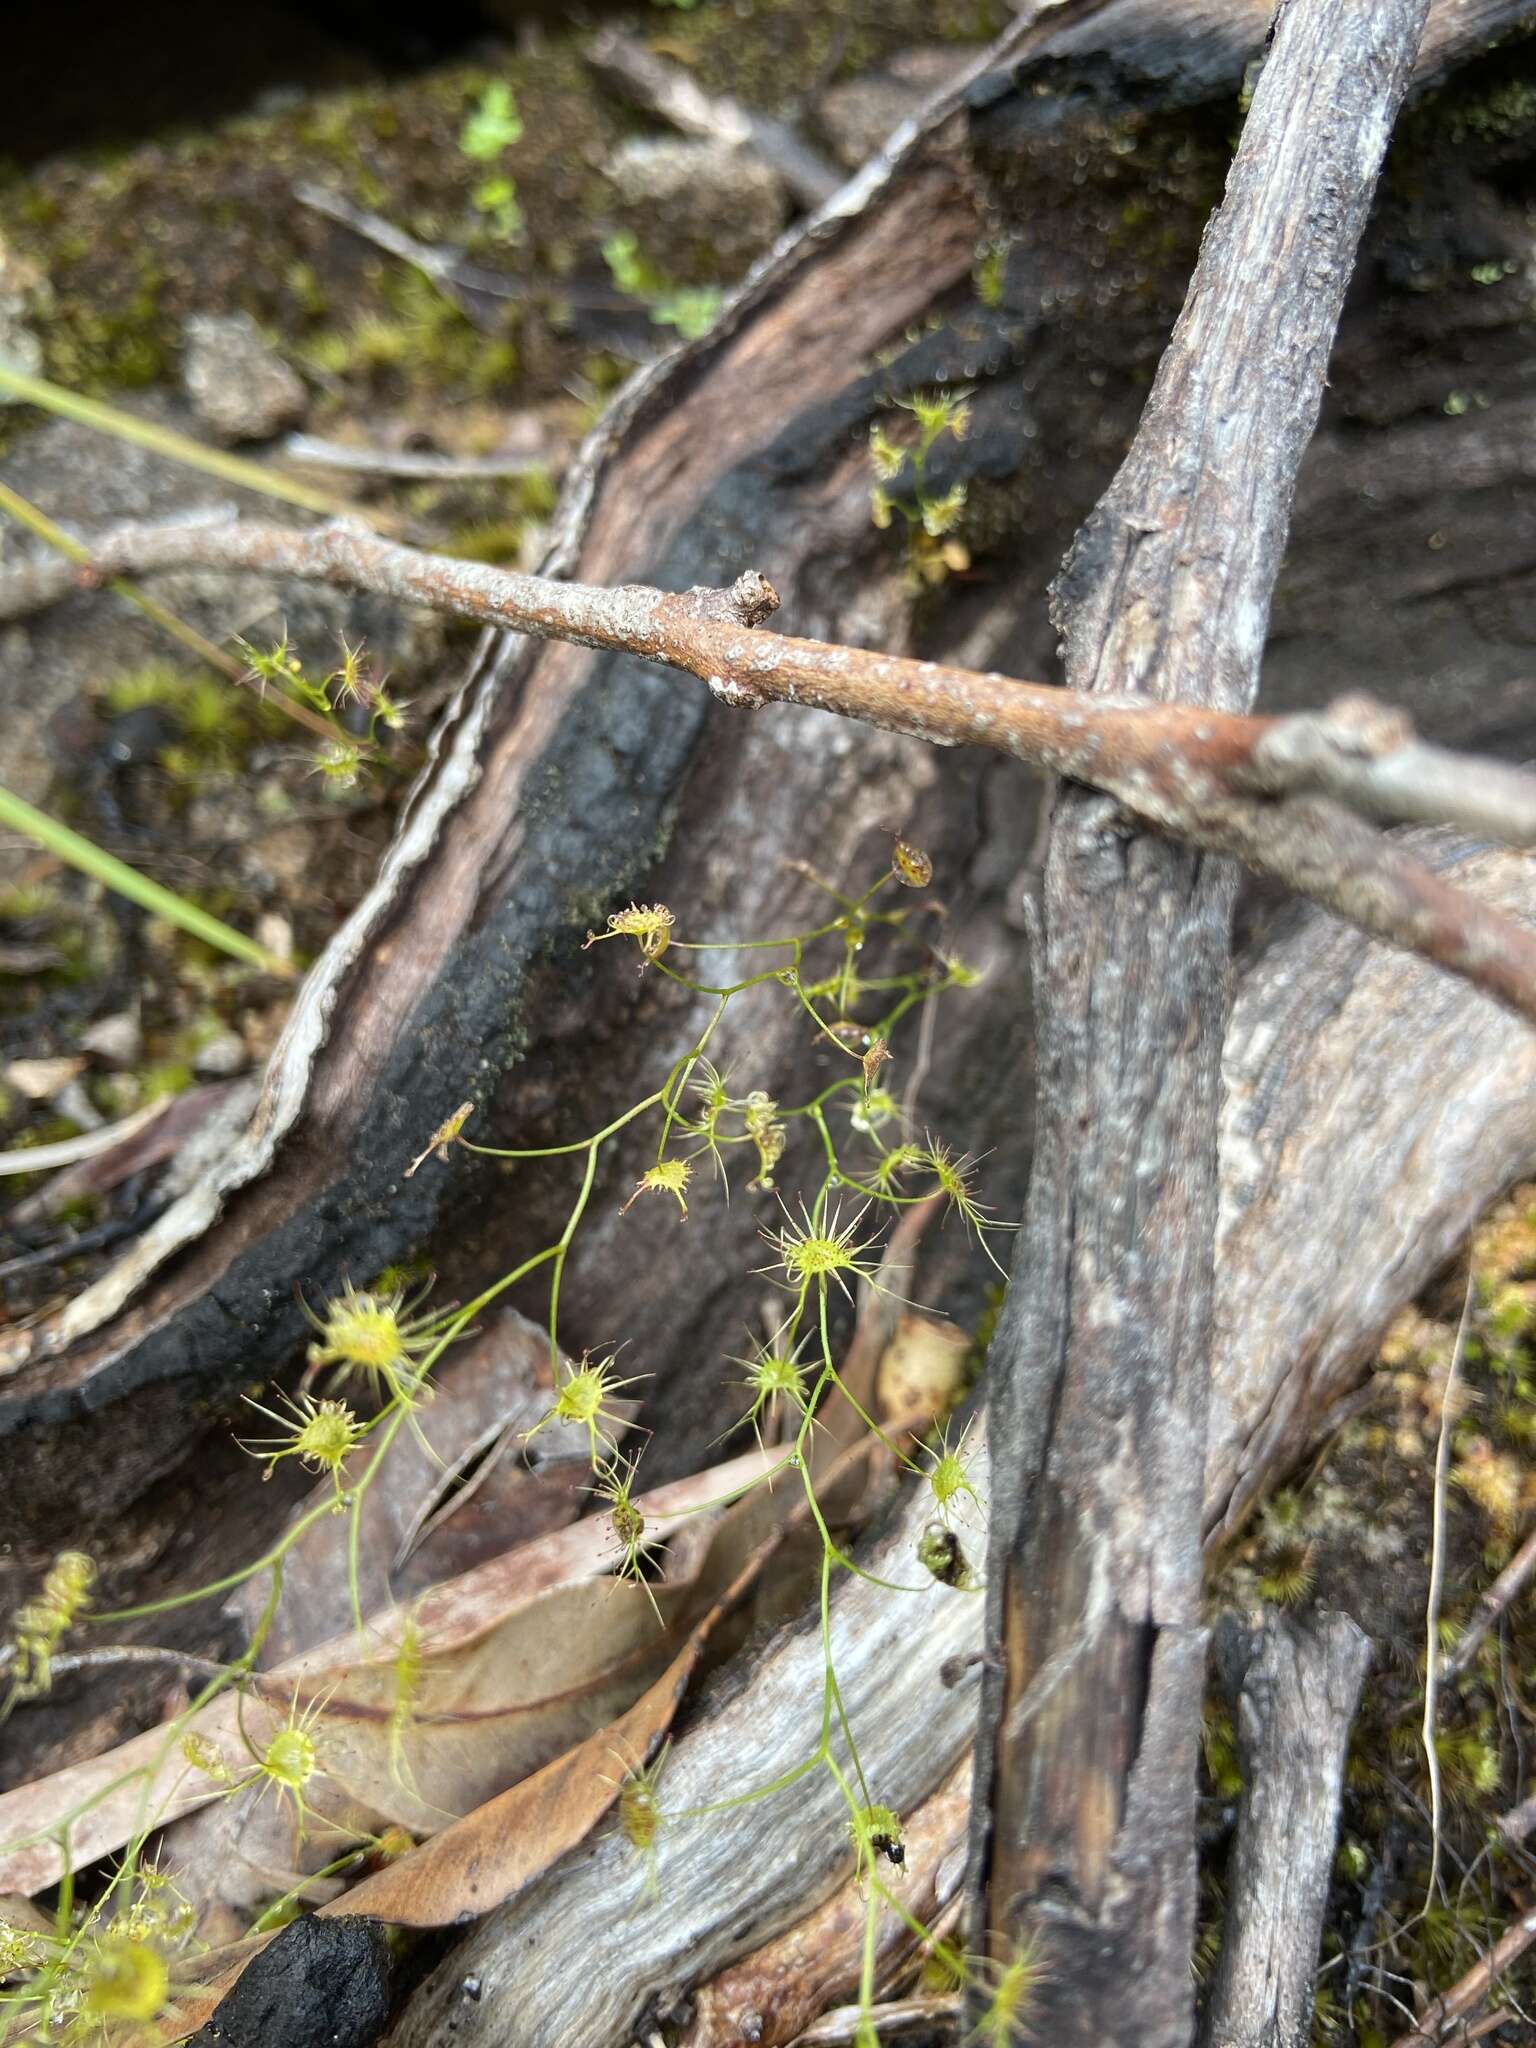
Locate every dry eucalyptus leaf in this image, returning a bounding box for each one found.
[0,1448,775,1900]
[875,1312,970,1436]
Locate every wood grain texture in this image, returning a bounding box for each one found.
[969,3,1432,2040]
[1201,1614,1373,2048]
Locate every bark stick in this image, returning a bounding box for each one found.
[1201,1613,1373,2048]
[968,4,1431,2040]
[8,521,1536,1023]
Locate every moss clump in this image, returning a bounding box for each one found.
[660,0,1007,117]
[98,661,282,785]
[0,44,616,405]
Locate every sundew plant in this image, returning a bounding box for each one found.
[0,848,1018,2045]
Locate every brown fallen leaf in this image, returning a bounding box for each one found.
[159,1573,709,1928]
[159,1526,790,2037]
[0,1448,777,1900]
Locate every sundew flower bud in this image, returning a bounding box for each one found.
[861,1036,893,1090]
[406,1099,474,1178]
[583,902,675,966]
[181,1733,233,1783]
[8,1550,95,1701]
[621,1157,692,1217]
[240,1390,364,1495]
[743,1093,786,1190]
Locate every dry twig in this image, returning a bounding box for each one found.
[2,517,1534,1025]
[1387,1904,1536,2047]
[585,27,842,211]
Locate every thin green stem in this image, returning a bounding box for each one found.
[0,783,292,979]
[0,365,362,521]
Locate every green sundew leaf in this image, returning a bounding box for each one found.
[0,785,291,978]
[652,288,722,342]
[460,82,523,161]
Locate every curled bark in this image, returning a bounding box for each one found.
[1200,1612,1373,2048]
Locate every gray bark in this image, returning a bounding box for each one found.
[968,3,1431,2041]
[1201,1613,1374,2048]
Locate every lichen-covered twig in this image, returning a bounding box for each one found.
[2,514,1534,1025]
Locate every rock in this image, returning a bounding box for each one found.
[80,1012,143,1067]
[189,1913,393,2048]
[52,1078,103,1131]
[814,47,968,170]
[181,313,307,444]
[0,234,49,393]
[5,1056,85,1100]
[605,137,788,279]
[192,1029,247,1079]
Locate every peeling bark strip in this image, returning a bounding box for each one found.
[969,3,1432,2041]
[1201,1614,1373,2048]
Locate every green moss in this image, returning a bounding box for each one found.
[138,1060,194,1102]
[0,43,614,405]
[1445,73,1536,146]
[99,661,279,781]
[661,0,1005,117]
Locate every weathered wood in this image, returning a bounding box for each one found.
[1201,1613,1373,2048]
[2,0,1534,1597]
[1208,834,1536,1547]
[968,4,1431,2041]
[384,1444,990,2048]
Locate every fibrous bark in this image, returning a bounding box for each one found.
[969,5,1430,2041]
